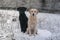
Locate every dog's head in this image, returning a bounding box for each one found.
[17,7,27,12]
[29,8,39,16]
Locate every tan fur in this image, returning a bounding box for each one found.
[26,8,38,36]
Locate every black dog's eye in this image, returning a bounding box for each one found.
[12,18,16,22]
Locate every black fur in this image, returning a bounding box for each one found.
[17,7,28,33]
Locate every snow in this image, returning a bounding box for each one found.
[0,10,60,40]
[25,11,60,40]
[0,10,20,40]
[14,29,52,40]
[13,11,52,40]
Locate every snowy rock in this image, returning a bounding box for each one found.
[0,10,20,40]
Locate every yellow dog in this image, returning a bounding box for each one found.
[26,8,39,36]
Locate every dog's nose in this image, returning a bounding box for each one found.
[33,13,34,16]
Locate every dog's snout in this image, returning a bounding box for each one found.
[33,13,34,16]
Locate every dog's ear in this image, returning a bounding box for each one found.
[35,9,39,14]
[28,9,31,14]
[27,7,32,14]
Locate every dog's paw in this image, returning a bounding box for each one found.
[29,33,32,36]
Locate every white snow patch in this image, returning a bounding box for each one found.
[14,29,52,40]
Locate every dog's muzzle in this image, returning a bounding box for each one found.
[33,13,34,16]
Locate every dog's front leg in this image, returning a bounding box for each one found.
[28,21,31,36]
[25,28,28,34]
[29,28,31,36]
[26,21,30,34]
[33,28,37,36]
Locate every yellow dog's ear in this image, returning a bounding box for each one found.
[35,8,39,14]
[28,9,32,14]
[37,9,39,13]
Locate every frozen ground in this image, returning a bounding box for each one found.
[0,10,60,40]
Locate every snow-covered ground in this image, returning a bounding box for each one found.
[25,11,60,40]
[0,10,60,40]
[13,11,52,40]
[14,29,52,40]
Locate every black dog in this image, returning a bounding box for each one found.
[17,7,28,33]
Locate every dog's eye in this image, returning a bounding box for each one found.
[34,11,36,12]
[31,11,33,12]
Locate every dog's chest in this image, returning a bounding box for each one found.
[29,16,37,25]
